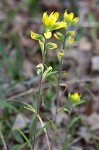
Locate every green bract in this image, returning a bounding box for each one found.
[54,32,64,41]
[31,31,44,42]
[57,50,64,61]
[46,42,58,50]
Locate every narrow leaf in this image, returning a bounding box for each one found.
[68,116,80,129]
[0,100,18,112]
[73,100,85,107]
[36,123,49,138]
[17,128,32,150]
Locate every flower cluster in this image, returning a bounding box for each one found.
[64,11,79,27]
[42,12,66,39]
[31,10,79,75]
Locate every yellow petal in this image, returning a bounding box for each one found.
[44,32,52,39]
[68,12,74,21]
[72,93,79,99]
[48,12,54,20]
[49,16,56,26]
[42,12,49,26]
[71,93,80,102]
[64,11,68,20]
[49,12,58,26]
[54,12,59,20]
[42,12,47,23]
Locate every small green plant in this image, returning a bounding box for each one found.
[16,11,85,150]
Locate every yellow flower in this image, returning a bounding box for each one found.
[68,93,81,103]
[42,12,59,27]
[68,12,74,21]
[64,10,79,26]
[42,12,67,32]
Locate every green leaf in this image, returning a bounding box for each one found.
[0,100,18,112]
[10,145,20,150]
[64,134,71,150]
[68,116,80,129]
[48,75,58,85]
[45,71,58,78]
[36,122,49,138]
[17,128,32,150]
[64,128,75,150]
[73,100,85,107]
[11,130,24,143]
[24,104,37,114]
[46,42,58,50]
[58,106,69,113]
[43,66,52,79]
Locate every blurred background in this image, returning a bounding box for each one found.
[0,0,99,150]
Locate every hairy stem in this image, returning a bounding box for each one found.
[51,34,66,150]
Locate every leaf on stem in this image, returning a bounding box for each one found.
[68,116,80,129]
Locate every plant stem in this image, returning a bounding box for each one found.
[37,114,50,150]
[33,39,50,150]
[64,104,73,150]
[51,34,66,150]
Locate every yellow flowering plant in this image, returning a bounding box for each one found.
[68,92,85,107]
[42,12,66,39]
[17,10,85,150]
[64,10,79,26]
